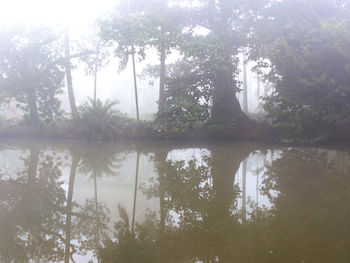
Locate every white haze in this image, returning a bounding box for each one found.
[0,0,268,120]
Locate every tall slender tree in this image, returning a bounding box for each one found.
[99,0,184,116]
[64,152,80,263]
[242,53,248,114]
[93,37,99,106]
[131,151,140,233]
[64,29,79,119]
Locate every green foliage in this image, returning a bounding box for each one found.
[99,206,160,263]
[251,0,350,142]
[0,150,67,262]
[264,95,330,142]
[3,0,350,141]
[0,26,65,123]
[155,62,212,133]
[74,98,134,140]
[98,0,183,70]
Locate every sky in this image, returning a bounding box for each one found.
[0,0,116,28]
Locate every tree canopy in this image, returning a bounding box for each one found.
[0,26,65,122]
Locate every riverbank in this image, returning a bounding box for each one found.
[0,118,277,141]
[0,119,349,145]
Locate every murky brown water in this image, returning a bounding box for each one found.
[0,139,349,263]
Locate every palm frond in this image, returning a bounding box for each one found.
[118,50,129,73]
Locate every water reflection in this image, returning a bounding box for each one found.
[0,146,66,262]
[0,140,349,262]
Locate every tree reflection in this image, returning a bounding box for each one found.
[99,146,350,263]
[99,205,160,263]
[0,146,66,262]
[64,149,81,263]
[99,143,256,263]
[1,143,350,262]
[77,142,123,260]
[0,144,114,263]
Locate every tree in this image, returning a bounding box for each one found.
[64,149,81,263]
[64,29,79,119]
[0,26,65,123]
[158,0,267,128]
[242,53,249,114]
[155,61,212,132]
[251,0,350,142]
[99,0,184,115]
[62,27,103,120]
[178,0,265,126]
[76,27,110,107]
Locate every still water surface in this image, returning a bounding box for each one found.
[0,139,349,263]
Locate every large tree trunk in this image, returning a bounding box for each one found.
[65,153,80,263]
[64,30,79,119]
[28,147,39,182]
[27,89,39,123]
[158,25,166,114]
[210,143,249,219]
[211,63,247,123]
[209,0,247,124]
[257,73,260,98]
[209,142,253,262]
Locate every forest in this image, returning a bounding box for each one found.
[1,0,350,143]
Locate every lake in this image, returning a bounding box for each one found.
[0,139,349,263]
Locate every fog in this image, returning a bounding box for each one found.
[0,0,268,120]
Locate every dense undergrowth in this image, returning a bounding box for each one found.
[1,94,350,143]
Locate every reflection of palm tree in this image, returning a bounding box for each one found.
[78,143,123,258]
[132,151,140,234]
[79,143,122,179]
[65,151,81,263]
[79,143,123,211]
[242,159,247,222]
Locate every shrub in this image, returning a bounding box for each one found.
[74,98,134,140]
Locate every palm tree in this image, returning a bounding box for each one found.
[64,29,79,119]
[131,46,140,123]
[65,151,81,263]
[93,35,99,106]
[242,53,248,114]
[115,46,140,124]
